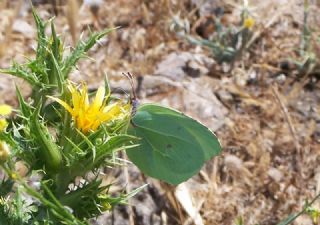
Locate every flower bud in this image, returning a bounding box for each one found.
[0,141,10,162]
[31,108,62,173]
[95,138,103,146]
[0,104,12,131]
[98,194,112,211]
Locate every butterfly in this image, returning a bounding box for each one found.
[124,72,222,185]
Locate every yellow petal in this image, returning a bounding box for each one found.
[51,80,130,134]
[102,102,119,113]
[82,120,95,133]
[0,104,12,116]
[91,86,105,111]
[48,96,74,115]
[0,119,8,131]
[100,104,121,122]
[91,120,102,131]
[79,84,89,111]
[68,83,81,112]
[77,110,86,131]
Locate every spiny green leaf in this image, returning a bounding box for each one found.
[16,86,32,118]
[0,188,33,225]
[0,63,40,86]
[32,8,47,61]
[48,50,64,92]
[30,106,62,174]
[50,22,62,63]
[0,178,14,197]
[62,28,116,78]
[93,135,138,164]
[59,180,105,219]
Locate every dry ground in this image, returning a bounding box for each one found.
[1,0,320,225]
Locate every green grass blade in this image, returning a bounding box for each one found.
[277,193,320,225]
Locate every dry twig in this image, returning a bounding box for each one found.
[66,0,79,45]
[271,85,301,155]
[123,153,135,225]
[161,182,185,225]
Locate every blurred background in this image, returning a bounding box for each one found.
[0,0,320,224]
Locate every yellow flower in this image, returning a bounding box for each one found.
[0,141,10,162]
[10,172,17,180]
[0,120,8,131]
[0,104,12,131]
[50,82,130,133]
[0,105,12,115]
[243,17,255,29]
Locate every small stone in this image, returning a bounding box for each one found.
[224,155,243,171]
[268,167,283,182]
[13,19,35,38]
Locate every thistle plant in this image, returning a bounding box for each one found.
[291,0,320,76]
[172,4,255,65]
[0,8,221,224]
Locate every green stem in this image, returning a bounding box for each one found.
[23,180,87,225]
[1,164,74,223]
[59,84,72,148]
[277,192,320,225]
[54,172,73,196]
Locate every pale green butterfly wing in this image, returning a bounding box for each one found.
[130,127,204,184]
[135,104,222,160]
[127,104,222,185]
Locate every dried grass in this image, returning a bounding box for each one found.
[0,0,320,224]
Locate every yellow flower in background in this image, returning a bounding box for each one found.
[243,17,255,29]
[0,120,8,131]
[306,207,320,224]
[0,104,12,131]
[50,82,130,133]
[0,105,12,115]
[0,104,12,162]
[10,172,17,180]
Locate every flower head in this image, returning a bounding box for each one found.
[243,17,255,29]
[0,104,12,131]
[50,82,130,133]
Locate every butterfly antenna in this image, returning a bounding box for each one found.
[122,72,137,100]
[122,72,139,116]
